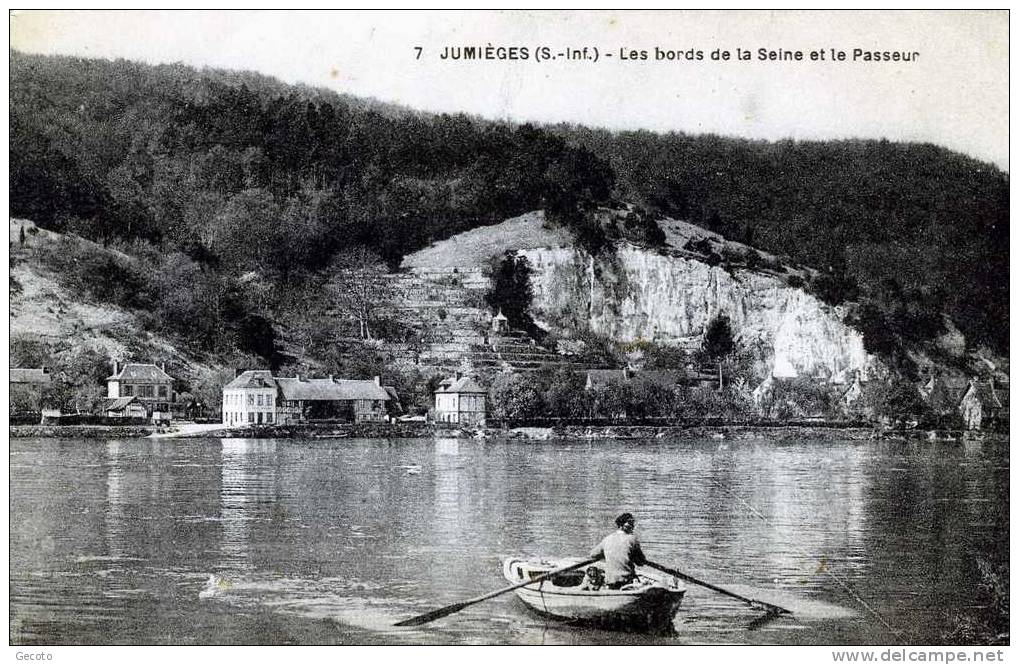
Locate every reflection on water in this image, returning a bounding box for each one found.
[9,436,1008,645]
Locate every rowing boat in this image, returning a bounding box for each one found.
[502,557,686,633]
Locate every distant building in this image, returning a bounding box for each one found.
[585,368,717,392]
[10,367,51,412]
[106,362,174,421]
[841,374,865,409]
[434,375,487,426]
[919,375,1009,431]
[222,370,278,426]
[491,309,509,333]
[11,367,51,386]
[958,382,983,431]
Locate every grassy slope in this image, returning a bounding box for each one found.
[403,209,807,278]
[9,218,217,381]
[400,212,570,269]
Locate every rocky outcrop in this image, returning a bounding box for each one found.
[518,244,870,379]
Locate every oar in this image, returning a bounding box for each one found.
[395,555,602,627]
[646,561,792,615]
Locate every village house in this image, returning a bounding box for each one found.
[106,362,174,423]
[275,375,393,423]
[918,374,1009,431]
[433,375,487,426]
[222,370,278,426]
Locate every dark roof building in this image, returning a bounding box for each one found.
[273,375,393,423]
[585,368,716,390]
[276,376,392,402]
[10,368,51,384]
[106,362,174,383]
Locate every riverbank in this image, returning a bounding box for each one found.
[9,424,156,438]
[12,421,1002,443]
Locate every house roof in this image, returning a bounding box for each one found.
[994,382,1010,409]
[11,368,51,384]
[924,376,1010,411]
[276,377,391,402]
[103,396,141,412]
[969,380,1009,410]
[107,363,173,382]
[224,370,277,390]
[434,376,487,394]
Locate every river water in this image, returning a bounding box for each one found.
[9,435,1008,645]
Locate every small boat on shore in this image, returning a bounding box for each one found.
[502,557,686,633]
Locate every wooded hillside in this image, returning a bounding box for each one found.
[555,126,1009,354]
[10,51,1008,370]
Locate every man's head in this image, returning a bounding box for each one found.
[615,512,636,533]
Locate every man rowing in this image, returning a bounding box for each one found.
[590,512,648,589]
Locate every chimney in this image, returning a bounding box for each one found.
[373,375,381,386]
[112,360,119,375]
[161,362,166,372]
[297,373,302,382]
[328,374,334,382]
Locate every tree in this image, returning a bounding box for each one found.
[542,366,588,419]
[485,252,538,337]
[42,345,110,413]
[702,314,735,390]
[489,373,543,423]
[326,246,394,340]
[192,368,239,419]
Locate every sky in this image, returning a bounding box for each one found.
[9,10,1009,170]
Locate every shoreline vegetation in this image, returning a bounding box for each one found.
[9,421,1005,443]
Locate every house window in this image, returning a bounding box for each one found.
[248,394,255,406]
[123,385,133,396]
[248,412,254,423]
[268,395,273,406]
[158,385,168,398]
[141,385,155,398]
[266,413,273,423]
[257,394,263,406]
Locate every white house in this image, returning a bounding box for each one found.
[222,370,278,426]
[434,375,487,426]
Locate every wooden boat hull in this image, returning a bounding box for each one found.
[503,557,686,633]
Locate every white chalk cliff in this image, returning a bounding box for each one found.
[518,244,870,380]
